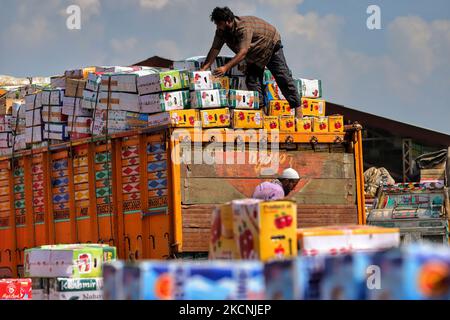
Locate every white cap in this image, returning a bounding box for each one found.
[280,168,300,180]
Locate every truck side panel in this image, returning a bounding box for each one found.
[180,148,359,252]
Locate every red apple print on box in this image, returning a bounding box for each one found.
[285,215,293,227]
[219,114,227,124]
[303,100,308,109]
[275,212,292,229]
[274,214,287,229]
[164,94,170,101]
[248,97,254,107]
[274,244,285,255]
[202,92,207,99]
[163,76,172,88]
[189,116,195,125]
[275,102,281,111]
[270,121,277,129]
[238,112,245,121]
[286,121,294,128]
[78,253,91,274]
[194,73,201,82]
[303,122,311,130]
[238,222,254,259]
[313,89,319,97]
[211,212,221,245]
[335,122,342,129]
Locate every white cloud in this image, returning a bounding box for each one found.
[258,0,303,6]
[387,16,434,85]
[139,0,170,10]
[74,0,102,19]
[228,1,257,15]
[4,16,55,47]
[154,40,182,60]
[111,37,138,54]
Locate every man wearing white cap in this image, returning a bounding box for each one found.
[253,168,300,200]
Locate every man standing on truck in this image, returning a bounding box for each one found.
[253,168,301,200]
[200,7,301,111]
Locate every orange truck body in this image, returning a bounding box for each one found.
[0,126,365,278]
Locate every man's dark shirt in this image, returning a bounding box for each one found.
[212,16,281,68]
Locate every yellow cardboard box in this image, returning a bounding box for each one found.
[296,117,313,133]
[299,98,326,117]
[83,67,97,79]
[169,109,199,127]
[328,115,344,133]
[313,116,329,133]
[279,115,296,133]
[200,108,231,128]
[209,203,239,259]
[268,100,295,116]
[263,116,280,131]
[232,110,263,129]
[232,199,297,261]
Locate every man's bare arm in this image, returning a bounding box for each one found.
[212,48,248,77]
[200,48,221,71]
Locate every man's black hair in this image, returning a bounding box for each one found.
[210,7,235,23]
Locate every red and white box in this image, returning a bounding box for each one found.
[0,279,32,300]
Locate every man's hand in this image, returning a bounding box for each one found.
[199,62,208,71]
[213,66,229,77]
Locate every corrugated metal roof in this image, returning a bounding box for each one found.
[327,102,450,147]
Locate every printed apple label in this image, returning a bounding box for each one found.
[303,101,308,109]
[238,223,255,259]
[78,253,92,274]
[274,244,285,255]
[248,97,254,107]
[211,212,221,244]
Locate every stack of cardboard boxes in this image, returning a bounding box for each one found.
[84,68,156,135]
[1,55,347,152]
[264,242,450,300]
[25,89,68,146]
[24,243,116,300]
[139,69,195,128]
[0,95,27,156]
[103,260,265,300]
[10,101,27,152]
[263,69,344,133]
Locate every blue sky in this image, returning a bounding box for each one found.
[1,0,449,134]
